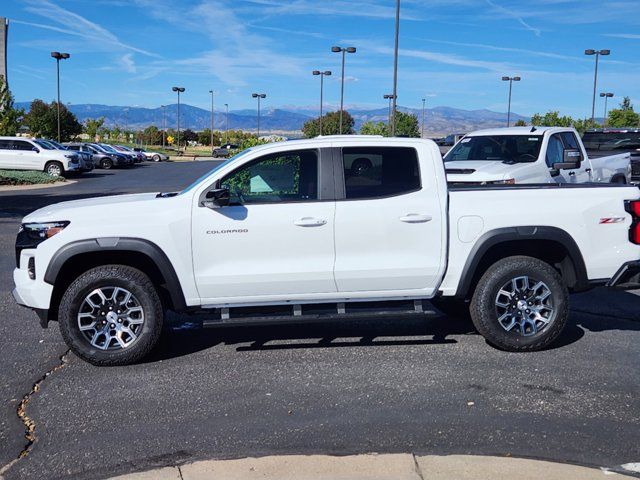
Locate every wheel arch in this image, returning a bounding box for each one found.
[45,238,187,322]
[454,226,588,300]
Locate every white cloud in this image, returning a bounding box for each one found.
[119,54,137,73]
[484,0,541,36]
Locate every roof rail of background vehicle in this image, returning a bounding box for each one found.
[586,127,640,133]
[465,126,568,136]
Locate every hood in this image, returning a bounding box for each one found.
[445,160,531,182]
[23,192,160,223]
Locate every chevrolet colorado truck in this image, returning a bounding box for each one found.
[444,126,631,185]
[13,136,640,365]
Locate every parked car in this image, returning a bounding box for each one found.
[443,133,466,146]
[12,136,640,365]
[0,136,80,176]
[89,143,134,168]
[132,147,169,162]
[113,145,144,163]
[212,143,239,158]
[444,127,631,185]
[582,128,640,182]
[38,139,94,173]
[65,142,125,170]
[98,143,136,165]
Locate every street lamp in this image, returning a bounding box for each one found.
[312,70,331,135]
[252,93,266,138]
[331,45,356,134]
[600,92,614,127]
[172,86,185,150]
[50,51,70,142]
[224,103,229,144]
[124,107,129,141]
[585,49,610,125]
[501,76,521,127]
[421,98,426,138]
[161,105,166,148]
[390,0,401,136]
[209,90,216,154]
[383,94,396,131]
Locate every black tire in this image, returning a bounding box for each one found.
[430,298,471,320]
[152,154,161,162]
[100,158,113,170]
[44,161,64,177]
[612,175,626,184]
[58,265,163,366]
[470,255,568,352]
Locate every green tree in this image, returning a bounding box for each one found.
[360,121,388,136]
[198,128,212,146]
[530,111,574,127]
[111,125,121,140]
[514,119,527,127]
[84,117,105,140]
[302,110,355,138]
[23,100,82,140]
[607,97,640,128]
[0,75,23,136]
[142,125,161,145]
[393,111,420,137]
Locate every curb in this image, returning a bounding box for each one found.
[107,454,638,480]
[0,179,76,193]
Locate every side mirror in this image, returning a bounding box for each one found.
[552,149,582,170]
[32,147,39,153]
[203,187,230,208]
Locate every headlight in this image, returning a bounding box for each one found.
[20,221,70,240]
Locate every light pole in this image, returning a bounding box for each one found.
[172,86,185,150]
[224,103,229,144]
[161,105,166,148]
[421,98,426,138]
[252,93,266,138]
[501,76,521,127]
[312,70,331,135]
[209,90,216,153]
[331,45,356,134]
[585,49,610,125]
[383,94,395,131]
[600,92,614,127]
[50,51,70,142]
[124,108,129,141]
[390,0,401,136]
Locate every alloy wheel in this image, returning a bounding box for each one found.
[494,276,554,336]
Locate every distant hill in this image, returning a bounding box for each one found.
[15,102,529,136]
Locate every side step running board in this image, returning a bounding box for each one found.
[199,300,437,328]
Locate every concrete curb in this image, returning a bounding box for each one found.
[0,179,76,192]
[108,454,637,479]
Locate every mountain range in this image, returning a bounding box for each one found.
[16,102,529,136]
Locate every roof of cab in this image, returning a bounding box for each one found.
[465,126,573,136]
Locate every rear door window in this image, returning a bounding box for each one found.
[341,147,420,199]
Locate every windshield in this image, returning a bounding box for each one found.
[47,140,67,150]
[181,148,256,194]
[34,140,54,150]
[100,144,118,153]
[444,135,543,163]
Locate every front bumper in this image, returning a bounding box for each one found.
[12,287,49,328]
[606,261,640,289]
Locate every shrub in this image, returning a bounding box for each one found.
[0,170,66,186]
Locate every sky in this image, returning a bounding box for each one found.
[3,0,640,117]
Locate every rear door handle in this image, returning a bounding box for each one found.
[294,217,327,227]
[399,213,432,223]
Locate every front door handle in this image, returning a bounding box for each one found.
[399,213,432,223]
[568,171,576,176]
[294,217,327,227]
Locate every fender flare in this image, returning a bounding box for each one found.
[44,237,187,312]
[454,226,588,299]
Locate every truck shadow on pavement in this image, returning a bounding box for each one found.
[0,191,131,218]
[146,311,591,362]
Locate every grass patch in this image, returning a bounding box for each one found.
[0,170,65,186]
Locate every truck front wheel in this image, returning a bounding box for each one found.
[58,265,163,366]
[470,256,568,351]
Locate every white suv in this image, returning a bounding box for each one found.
[0,136,81,176]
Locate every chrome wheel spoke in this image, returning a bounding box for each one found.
[494,275,555,337]
[78,286,145,351]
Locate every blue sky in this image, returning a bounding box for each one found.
[4,0,640,117]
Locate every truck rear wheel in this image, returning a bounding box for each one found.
[470,256,568,352]
[58,265,163,366]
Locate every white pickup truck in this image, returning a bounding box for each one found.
[444,126,631,185]
[12,136,640,365]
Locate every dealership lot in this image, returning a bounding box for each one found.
[1,161,639,480]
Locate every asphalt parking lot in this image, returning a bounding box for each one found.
[1,161,639,480]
